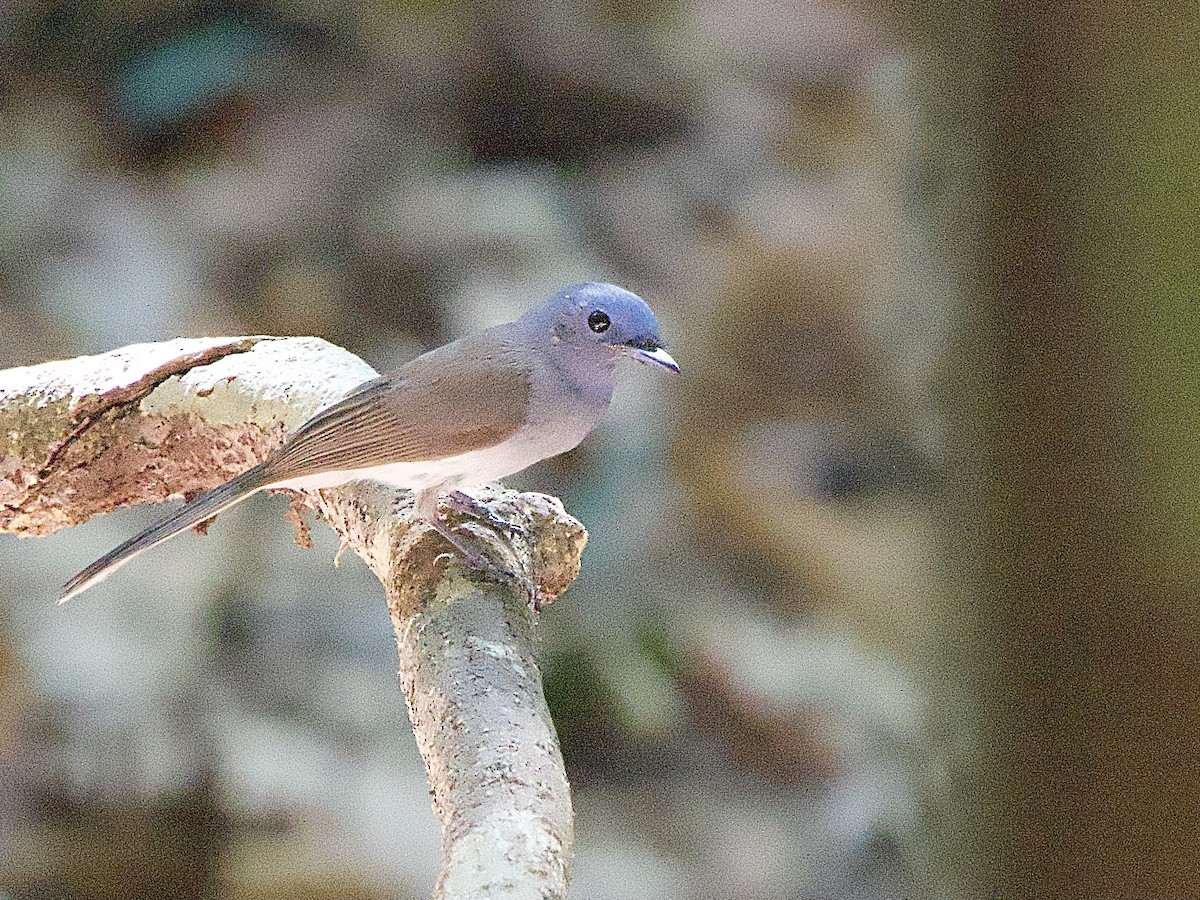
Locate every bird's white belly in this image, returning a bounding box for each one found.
[269,414,594,493]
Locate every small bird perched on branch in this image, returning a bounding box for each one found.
[61,282,677,602]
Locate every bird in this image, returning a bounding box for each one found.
[60,282,678,602]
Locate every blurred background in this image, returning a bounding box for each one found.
[1,2,1197,898]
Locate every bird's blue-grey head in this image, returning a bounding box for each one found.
[522,282,679,374]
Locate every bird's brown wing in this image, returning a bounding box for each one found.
[262,337,532,482]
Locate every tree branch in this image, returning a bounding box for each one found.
[0,337,584,898]
[314,482,582,900]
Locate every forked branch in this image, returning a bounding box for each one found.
[0,337,583,899]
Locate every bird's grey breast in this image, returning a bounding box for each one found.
[519,342,616,459]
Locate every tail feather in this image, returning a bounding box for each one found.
[60,465,270,603]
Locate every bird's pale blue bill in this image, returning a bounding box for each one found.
[626,342,680,373]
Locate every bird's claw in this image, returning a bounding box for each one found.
[433,546,516,582]
[442,490,527,537]
[425,514,518,582]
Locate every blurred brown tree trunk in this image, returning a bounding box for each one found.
[926,3,1200,898]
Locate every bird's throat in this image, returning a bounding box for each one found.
[545,343,618,406]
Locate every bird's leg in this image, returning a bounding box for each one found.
[442,488,527,537]
[413,486,516,580]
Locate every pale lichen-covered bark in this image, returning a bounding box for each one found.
[0,337,583,899]
[314,482,582,900]
[0,336,375,534]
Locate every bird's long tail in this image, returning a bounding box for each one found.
[60,464,272,603]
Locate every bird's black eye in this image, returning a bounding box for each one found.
[588,310,611,333]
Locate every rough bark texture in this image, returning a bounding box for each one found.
[315,481,583,900]
[405,583,573,900]
[0,337,584,899]
[0,336,375,534]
